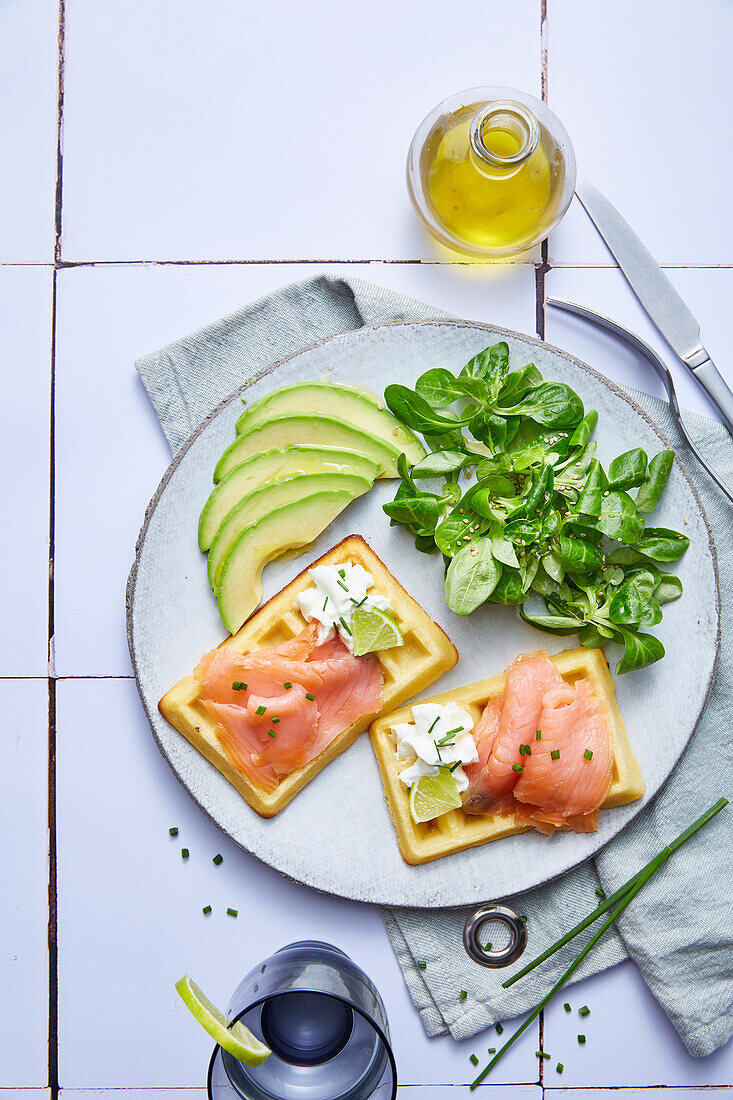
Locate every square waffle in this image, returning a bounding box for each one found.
[369,646,644,865]
[159,534,458,817]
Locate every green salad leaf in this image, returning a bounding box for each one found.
[381,342,688,673]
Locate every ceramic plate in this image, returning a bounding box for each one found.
[127,321,719,907]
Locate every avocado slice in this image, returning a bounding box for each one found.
[214,414,416,483]
[217,490,357,634]
[198,445,380,551]
[207,471,371,591]
[236,382,424,464]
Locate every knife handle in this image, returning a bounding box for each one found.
[692,356,733,436]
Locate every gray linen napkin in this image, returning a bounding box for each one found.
[136,275,733,1058]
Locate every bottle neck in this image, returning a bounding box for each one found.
[469,99,540,177]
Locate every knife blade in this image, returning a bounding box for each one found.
[574,179,733,435]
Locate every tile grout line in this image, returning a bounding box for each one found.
[48,2,66,1098]
[539,3,549,1093]
[5,258,733,270]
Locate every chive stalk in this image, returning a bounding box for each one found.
[503,797,727,990]
[469,799,727,1089]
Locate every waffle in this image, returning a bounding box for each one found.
[369,647,644,865]
[159,535,458,817]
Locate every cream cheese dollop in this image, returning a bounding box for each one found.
[295,562,391,652]
[391,702,478,794]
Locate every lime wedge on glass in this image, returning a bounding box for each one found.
[175,975,270,1065]
[409,771,463,823]
[351,606,404,656]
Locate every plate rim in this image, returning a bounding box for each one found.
[126,317,721,906]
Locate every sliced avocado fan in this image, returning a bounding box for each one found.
[236,381,424,464]
[217,490,358,634]
[198,445,380,551]
[207,470,371,592]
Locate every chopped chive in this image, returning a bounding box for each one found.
[213,854,223,865]
[488,1047,496,1054]
[442,726,464,738]
[227,907,238,917]
[519,744,525,756]
[495,1023,504,1035]
[427,716,441,735]
[556,1063,564,1074]
[460,990,468,1000]
[470,1054,479,1066]
[322,597,329,611]
[519,915,527,922]
[181,848,189,859]
[255,705,267,716]
[584,749,593,760]
[483,942,493,952]
[578,1034,586,1044]
[519,743,531,756]
[512,763,523,773]
[536,729,542,741]
[551,749,560,761]
[448,761,462,773]
[339,616,352,636]
[338,568,346,578]
[267,729,277,738]
[337,579,349,592]
[564,1002,571,1012]
[416,960,427,970]
[536,1051,550,1059]
[202,905,212,915]
[284,682,292,689]
[305,692,315,701]
[272,716,280,723]
[579,1005,590,1016]
[232,681,247,691]
[595,887,605,898]
[169,826,178,836]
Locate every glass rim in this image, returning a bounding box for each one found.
[469,99,540,168]
[207,991,397,1100]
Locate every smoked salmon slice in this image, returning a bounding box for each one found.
[461,653,613,836]
[463,652,564,814]
[513,677,613,833]
[194,628,383,792]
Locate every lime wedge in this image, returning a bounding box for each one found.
[351,605,404,656]
[409,771,463,823]
[175,975,270,1065]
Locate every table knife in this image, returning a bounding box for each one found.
[574,179,733,436]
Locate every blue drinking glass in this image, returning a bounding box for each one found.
[207,941,397,1099]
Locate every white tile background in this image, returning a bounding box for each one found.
[3,0,732,1094]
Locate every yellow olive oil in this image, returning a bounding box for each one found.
[424,107,553,254]
[407,88,576,257]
